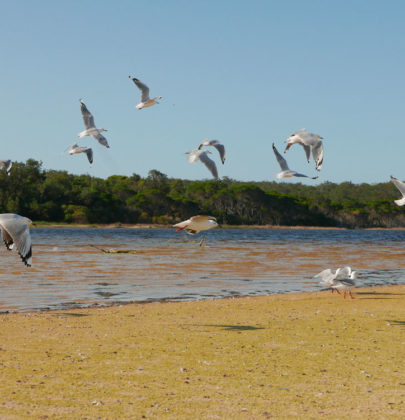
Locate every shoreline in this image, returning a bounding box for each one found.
[33,222,405,230]
[1,284,404,418]
[0,283,402,315]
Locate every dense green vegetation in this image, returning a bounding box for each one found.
[1,159,404,228]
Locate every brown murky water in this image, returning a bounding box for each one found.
[1,228,405,312]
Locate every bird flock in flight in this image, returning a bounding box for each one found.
[0,76,404,300]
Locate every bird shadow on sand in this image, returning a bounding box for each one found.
[53,312,91,317]
[386,320,405,327]
[197,324,264,331]
[355,291,405,299]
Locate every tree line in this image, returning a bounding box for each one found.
[0,159,404,228]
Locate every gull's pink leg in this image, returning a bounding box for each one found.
[350,291,355,299]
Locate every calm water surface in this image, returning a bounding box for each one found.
[1,228,405,312]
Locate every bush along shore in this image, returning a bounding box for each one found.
[1,159,405,228]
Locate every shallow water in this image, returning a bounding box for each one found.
[1,227,405,312]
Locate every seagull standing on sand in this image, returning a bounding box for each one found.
[173,215,218,246]
[186,149,219,180]
[0,213,34,267]
[129,76,162,109]
[78,100,110,148]
[68,143,93,164]
[198,139,226,164]
[273,143,318,180]
[331,268,358,299]
[0,160,12,176]
[390,176,405,206]
[284,129,324,171]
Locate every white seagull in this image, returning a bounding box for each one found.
[78,100,110,148]
[0,213,34,267]
[173,215,218,246]
[314,268,339,292]
[129,76,162,109]
[186,149,219,180]
[68,143,93,164]
[0,160,12,176]
[284,129,324,171]
[198,139,226,164]
[331,268,358,299]
[390,176,405,206]
[273,143,318,180]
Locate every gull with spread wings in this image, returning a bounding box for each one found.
[78,100,110,148]
[0,213,34,267]
[273,143,318,180]
[129,76,162,110]
[186,149,219,180]
[284,128,324,171]
[198,139,226,164]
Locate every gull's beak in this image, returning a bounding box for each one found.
[31,222,37,227]
[284,144,292,153]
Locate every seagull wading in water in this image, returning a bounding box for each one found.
[186,149,219,180]
[78,100,110,148]
[129,76,162,109]
[284,128,324,171]
[0,160,12,176]
[68,143,93,164]
[390,176,405,206]
[198,139,226,164]
[272,143,318,180]
[173,215,218,246]
[0,213,34,267]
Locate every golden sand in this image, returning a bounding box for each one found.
[1,287,405,419]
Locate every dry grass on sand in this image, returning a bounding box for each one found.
[1,286,405,419]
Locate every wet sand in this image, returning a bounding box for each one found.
[1,286,405,418]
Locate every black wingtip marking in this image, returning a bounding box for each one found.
[19,247,32,267]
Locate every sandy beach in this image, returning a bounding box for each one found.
[1,286,404,419]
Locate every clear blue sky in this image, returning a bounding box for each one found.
[1,0,404,184]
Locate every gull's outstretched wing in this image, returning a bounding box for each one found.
[293,172,318,179]
[129,76,150,102]
[199,152,219,179]
[85,148,93,164]
[299,144,311,163]
[80,100,95,129]
[272,143,289,171]
[0,160,12,176]
[390,176,405,206]
[93,132,110,148]
[312,141,324,171]
[199,140,226,164]
[0,215,32,267]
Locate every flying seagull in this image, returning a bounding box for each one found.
[390,176,405,206]
[68,143,93,164]
[284,129,324,171]
[78,100,110,148]
[186,149,219,180]
[129,76,162,109]
[272,143,318,180]
[0,213,34,267]
[198,139,226,164]
[0,160,12,176]
[173,215,218,246]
